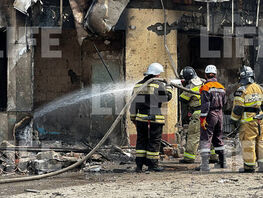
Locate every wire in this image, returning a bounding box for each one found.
[160,0,180,78]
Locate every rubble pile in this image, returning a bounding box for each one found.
[0,141,137,176]
[0,148,84,175]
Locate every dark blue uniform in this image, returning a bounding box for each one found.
[130,75,172,169]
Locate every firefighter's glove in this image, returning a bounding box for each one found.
[200,117,208,130]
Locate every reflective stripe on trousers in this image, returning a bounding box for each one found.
[146,151,159,159]
[136,150,146,157]
[184,152,196,159]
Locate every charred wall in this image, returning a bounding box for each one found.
[34,29,83,108]
[33,28,126,145]
[0,1,35,143]
[177,34,242,112]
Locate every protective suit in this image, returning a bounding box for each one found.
[130,63,172,172]
[179,67,217,163]
[231,66,263,172]
[198,65,227,171]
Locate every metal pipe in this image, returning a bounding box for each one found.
[232,0,234,34]
[257,0,261,27]
[207,2,210,32]
[0,146,90,153]
[60,0,63,26]
[93,43,115,82]
[160,0,180,78]
[105,0,109,18]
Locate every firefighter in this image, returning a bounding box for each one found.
[179,66,218,164]
[230,66,263,173]
[198,65,227,171]
[130,63,173,172]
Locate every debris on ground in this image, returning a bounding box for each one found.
[0,140,136,176]
[0,131,243,176]
[83,165,102,173]
[24,189,40,193]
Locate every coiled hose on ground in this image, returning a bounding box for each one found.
[0,78,199,184]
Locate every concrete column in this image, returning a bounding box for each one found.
[7,13,33,112]
[0,6,34,142]
[125,9,180,145]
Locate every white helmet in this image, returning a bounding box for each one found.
[144,63,164,76]
[205,65,217,74]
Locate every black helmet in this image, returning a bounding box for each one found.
[239,66,255,86]
[180,66,197,82]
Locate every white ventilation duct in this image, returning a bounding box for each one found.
[68,0,90,45]
[13,0,40,15]
[84,0,130,35]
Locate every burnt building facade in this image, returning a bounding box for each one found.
[0,0,261,146]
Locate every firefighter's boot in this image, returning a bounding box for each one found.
[179,158,195,164]
[147,159,164,172]
[196,152,210,172]
[239,164,255,173]
[135,165,143,173]
[135,157,145,173]
[214,151,227,168]
[148,166,164,172]
[258,162,263,172]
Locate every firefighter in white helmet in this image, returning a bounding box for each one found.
[198,65,227,171]
[130,63,173,172]
[178,66,218,164]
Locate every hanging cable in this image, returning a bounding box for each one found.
[160,0,179,78]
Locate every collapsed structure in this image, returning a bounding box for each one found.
[0,0,262,150]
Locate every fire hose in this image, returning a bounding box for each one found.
[0,78,198,184]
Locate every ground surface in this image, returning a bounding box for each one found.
[1,158,263,198]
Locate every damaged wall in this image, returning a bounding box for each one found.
[34,28,126,145]
[0,1,34,112]
[178,35,242,112]
[34,29,83,108]
[126,9,181,145]
[0,1,34,143]
[0,0,128,145]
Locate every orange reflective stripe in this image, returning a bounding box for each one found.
[200,82,225,93]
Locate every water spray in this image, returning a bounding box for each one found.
[0,78,163,184]
[0,78,199,184]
